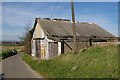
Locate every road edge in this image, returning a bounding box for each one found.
[21,54,44,78]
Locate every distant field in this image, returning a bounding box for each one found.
[1,45,21,51]
[0,45,21,55]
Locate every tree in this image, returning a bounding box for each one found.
[24,32,32,54]
[22,19,37,54]
[23,27,33,54]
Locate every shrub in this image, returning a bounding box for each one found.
[2,50,17,59]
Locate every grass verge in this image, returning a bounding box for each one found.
[22,44,118,78]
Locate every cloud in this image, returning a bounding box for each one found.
[2,2,63,41]
[2,2,61,18]
[2,2,63,27]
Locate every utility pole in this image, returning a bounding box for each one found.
[71,0,76,53]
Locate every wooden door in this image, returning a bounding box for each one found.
[48,42,58,58]
[35,40,41,58]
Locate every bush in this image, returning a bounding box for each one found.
[2,50,17,59]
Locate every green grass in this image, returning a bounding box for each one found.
[1,50,12,59]
[1,45,21,59]
[22,44,118,78]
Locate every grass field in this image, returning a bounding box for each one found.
[1,45,21,51]
[0,45,21,54]
[23,44,118,78]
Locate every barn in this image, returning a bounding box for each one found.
[31,18,115,60]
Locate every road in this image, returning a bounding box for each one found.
[2,52,42,78]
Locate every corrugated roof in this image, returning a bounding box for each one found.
[37,19,114,39]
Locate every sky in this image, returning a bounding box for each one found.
[2,0,120,2]
[1,2,118,41]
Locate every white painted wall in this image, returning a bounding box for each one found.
[31,39,36,57]
[33,23,44,39]
[32,22,62,60]
[58,42,61,56]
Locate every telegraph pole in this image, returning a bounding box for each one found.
[71,0,76,53]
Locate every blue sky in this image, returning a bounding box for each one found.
[2,0,120,2]
[2,2,118,41]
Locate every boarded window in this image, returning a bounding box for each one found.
[48,42,58,58]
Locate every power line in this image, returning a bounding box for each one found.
[24,20,33,32]
[3,18,20,38]
[3,18,31,37]
[3,18,34,42]
[50,1,59,18]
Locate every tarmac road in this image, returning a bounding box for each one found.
[2,52,42,78]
